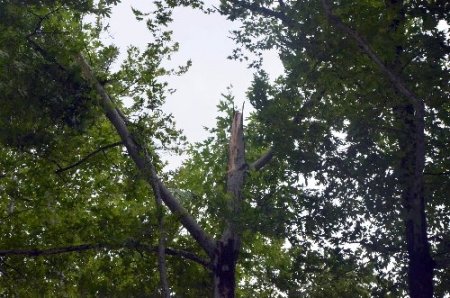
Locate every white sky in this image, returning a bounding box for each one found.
[106,0,283,144]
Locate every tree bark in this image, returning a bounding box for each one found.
[154,183,171,298]
[213,112,246,298]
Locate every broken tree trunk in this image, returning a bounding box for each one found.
[213,111,246,298]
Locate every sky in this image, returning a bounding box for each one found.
[106,0,284,144]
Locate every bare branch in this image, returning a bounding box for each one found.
[75,54,216,258]
[55,141,123,173]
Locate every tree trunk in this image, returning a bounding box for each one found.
[395,102,434,297]
[213,236,239,298]
[213,111,246,297]
[320,2,435,295]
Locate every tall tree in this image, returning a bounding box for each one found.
[0,1,285,296]
[220,0,449,296]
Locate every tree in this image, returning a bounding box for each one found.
[220,0,449,296]
[0,1,283,296]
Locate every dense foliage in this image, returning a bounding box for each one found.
[0,0,448,297]
[221,0,449,296]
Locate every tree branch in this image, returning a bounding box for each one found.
[55,141,123,173]
[320,0,422,110]
[0,244,102,257]
[0,242,212,270]
[75,54,216,258]
[228,0,423,111]
[141,246,213,270]
[249,149,274,171]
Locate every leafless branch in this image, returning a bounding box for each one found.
[144,246,212,270]
[228,0,423,112]
[434,257,450,269]
[55,141,123,174]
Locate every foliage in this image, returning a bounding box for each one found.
[0,0,448,296]
[0,0,192,295]
[221,0,449,295]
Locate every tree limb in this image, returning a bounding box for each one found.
[0,242,212,270]
[0,244,103,257]
[55,141,123,173]
[141,246,213,270]
[320,0,423,111]
[75,54,217,258]
[227,0,423,111]
[249,149,274,171]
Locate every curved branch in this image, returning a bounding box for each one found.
[434,257,450,269]
[227,0,423,110]
[55,141,123,173]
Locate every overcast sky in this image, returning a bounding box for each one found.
[106,0,283,144]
